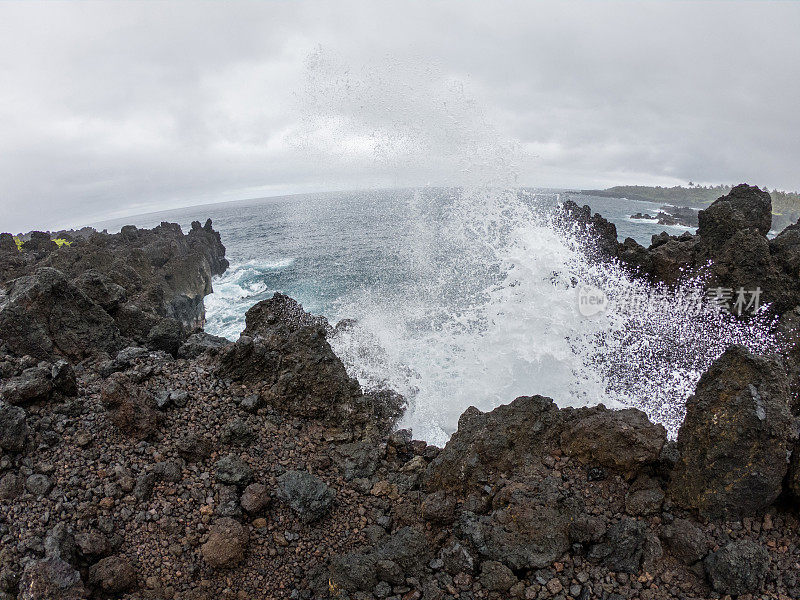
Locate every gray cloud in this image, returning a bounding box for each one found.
[1,1,799,232]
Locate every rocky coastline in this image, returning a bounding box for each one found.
[1,186,800,600]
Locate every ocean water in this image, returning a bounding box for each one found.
[94,187,779,445]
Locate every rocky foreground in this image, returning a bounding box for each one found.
[1,186,800,600]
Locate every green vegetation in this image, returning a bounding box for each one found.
[584,184,800,231]
[10,236,71,252]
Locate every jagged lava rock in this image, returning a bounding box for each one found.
[17,557,88,600]
[669,345,793,519]
[0,219,228,360]
[0,402,29,452]
[276,469,334,523]
[0,267,120,360]
[88,555,137,594]
[217,293,402,430]
[560,408,666,477]
[704,540,769,595]
[424,395,665,493]
[697,183,772,244]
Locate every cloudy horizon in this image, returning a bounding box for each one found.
[2,1,799,233]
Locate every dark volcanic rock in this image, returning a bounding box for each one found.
[697,183,772,244]
[0,267,121,360]
[178,331,229,358]
[0,366,52,405]
[146,318,183,356]
[0,220,228,360]
[425,395,665,493]
[588,184,800,314]
[240,483,271,515]
[176,430,213,462]
[215,454,253,487]
[0,401,29,452]
[560,408,666,477]
[18,557,88,600]
[72,269,127,312]
[704,540,769,595]
[457,480,573,571]
[669,345,793,519]
[217,294,378,427]
[100,372,163,440]
[660,518,708,565]
[276,470,334,523]
[558,200,620,258]
[479,560,517,592]
[424,395,562,492]
[588,518,648,574]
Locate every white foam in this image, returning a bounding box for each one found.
[205,257,295,340]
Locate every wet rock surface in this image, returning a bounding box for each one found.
[669,345,794,519]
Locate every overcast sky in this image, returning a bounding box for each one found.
[2,1,799,233]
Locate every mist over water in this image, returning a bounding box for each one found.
[176,52,782,445]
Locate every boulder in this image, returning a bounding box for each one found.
[201,518,249,568]
[178,332,229,358]
[17,557,88,600]
[560,408,666,477]
[26,473,53,497]
[328,552,378,592]
[87,555,137,594]
[456,480,572,571]
[659,518,708,565]
[479,561,517,592]
[147,318,183,356]
[240,483,271,515]
[0,366,52,405]
[176,430,213,462]
[669,345,794,519]
[276,470,334,523]
[375,526,430,573]
[0,401,28,452]
[425,395,665,493]
[704,540,769,595]
[587,518,648,574]
[72,269,127,312]
[75,530,111,559]
[100,373,163,439]
[424,395,562,492]
[215,454,253,487]
[44,523,77,564]
[51,360,78,397]
[0,267,121,360]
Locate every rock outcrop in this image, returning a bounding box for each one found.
[217,293,403,432]
[580,184,800,314]
[0,219,228,361]
[424,395,665,493]
[669,345,794,519]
